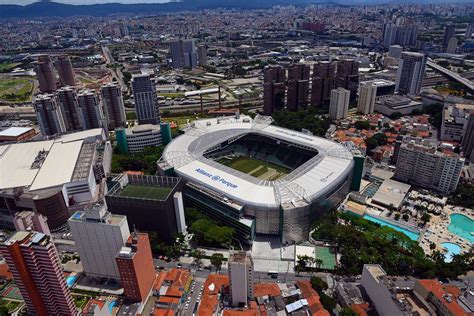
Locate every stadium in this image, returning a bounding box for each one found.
[158,115,355,243]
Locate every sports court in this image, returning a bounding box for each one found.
[119,184,172,200]
[315,246,336,270]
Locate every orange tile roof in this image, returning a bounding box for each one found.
[125,171,144,175]
[154,272,166,291]
[153,309,175,316]
[0,264,13,280]
[297,280,330,316]
[254,283,280,297]
[350,303,369,316]
[417,280,470,316]
[198,274,229,316]
[158,296,180,304]
[222,310,260,316]
[82,299,106,314]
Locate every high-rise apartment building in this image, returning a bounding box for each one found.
[116,232,155,303]
[336,59,359,100]
[311,62,337,107]
[13,211,50,235]
[395,142,465,194]
[33,93,66,136]
[229,251,254,307]
[101,82,126,129]
[440,104,474,142]
[197,44,208,66]
[395,52,427,95]
[446,37,458,54]
[131,74,159,125]
[263,66,286,115]
[69,202,130,279]
[388,45,403,59]
[77,89,104,129]
[287,64,310,111]
[466,23,474,39]
[56,55,75,86]
[0,231,77,316]
[383,23,418,47]
[357,82,377,114]
[461,112,474,160]
[329,88,350,120]
[34,55,56,93]
[443,24,456,48]
[57,86,82,131]
[170,39,197,69]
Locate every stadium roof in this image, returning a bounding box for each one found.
[0,128,104,191]
[163,116,354,208]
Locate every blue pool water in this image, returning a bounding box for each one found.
[363,214,420,241]
[441,242,462,263]
[448,214,474,244]
[66,275,78,287]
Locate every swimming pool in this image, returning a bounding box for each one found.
[363,214,420,241]
[441,242,462,263]
[66,274,78,287]
[448,214,474,244]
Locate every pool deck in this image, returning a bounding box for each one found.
[420,206,473,256]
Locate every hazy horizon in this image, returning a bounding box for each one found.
[0,0,171,5]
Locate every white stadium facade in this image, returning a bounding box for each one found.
[158,115,354,244]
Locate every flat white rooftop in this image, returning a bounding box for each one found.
[0,127,33,137]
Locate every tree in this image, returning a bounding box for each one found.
[315,258,323,269]
[339,308,358,316]
[421,213,431,223]
[354,120,370,130]
[319,293,337,311]
[449,182,474,208]
[310,276,328,292]
[210,253,224,271]
[402,214,409,221]
[191,249,205,267]
[394,213,401,221]
[390,112,403,119]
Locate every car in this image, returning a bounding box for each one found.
[185,303,189,310]
[177,263,182,268]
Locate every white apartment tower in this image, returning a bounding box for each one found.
[131,74,159,125]
[329,88,350,120]
[101,82,126,129]
[77,89,104,129]
[357,82,377,114]
[68,202,130,279]
[228,251,254,307]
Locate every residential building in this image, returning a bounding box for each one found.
[336,59,359,100]
[329,88,350,120]
[131,74,159,125]
[13,211,50,235]
[170,39,197,69]
[311,61,337,107]
[105,174,184,243]
[461,112,474,159]
[115,124,163,154]
[0,231,77,315]
[56,55,75,86]
[33,93,66,136]
[263,66,286,115]
[388,45,403,59]
[152,268,192,314]
[443,24,456,49]
[57,86,82,131]
[446,37,458,54]
[34,55,56,93]
[466,23,474,39]
[440,104,474,142]
[197,44,208,66]
[358,82,377,114]
[395,142,465,194]
[287,63,310,111]
[101,82,127,129]
[77,89,104,129]
[68,202,130,279]
[116,232,155,303]
[228,251,253,307]
[396,52,427,95]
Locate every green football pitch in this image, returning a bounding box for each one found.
[119,184,172,200]
[218,156,290,181]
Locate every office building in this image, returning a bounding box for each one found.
[336,59,359,100]
[116,232,155,303]
[383,23,418,47]
[443,24,456,48]
[440,104,474,142]
[329,88,350,120]
[263,66,286,115]
[466,23,474,39]
[311,62,337,107]
[115,124,163,154]
[131,74,159,125]
[170,39,197,69]
[0,231,77,315]
[68,202,130,279]
[101,83,126,129]
[105,174,184,244]
[446,37,458,54]
[34,55,56,93]
[77,89,104,129]
[395,142,464,194]
[33,93,66,136]
[56,55,75,86]
[375,95,423,116]
[57,86,82,131]
[197,44,208,66]
[461,112,474,160]
[287,64,310,111]
[395,52,427,95]
[13,211,50,235]
[228,251,253,307]
[388,45,403,59]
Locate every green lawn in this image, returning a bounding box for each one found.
[218,156,290,180]
[0,78,34,102]
[0,63,20,72]
[315,246,336,270]
[119,184,172,200]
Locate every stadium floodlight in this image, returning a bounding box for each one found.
[251,114,274,130]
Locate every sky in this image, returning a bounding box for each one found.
[0,0,170,4]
